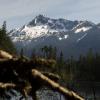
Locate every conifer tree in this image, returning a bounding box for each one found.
[0,21,16,54]
[52,47,57,60]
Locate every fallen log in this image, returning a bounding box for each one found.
[0,82,16,89]
[0,50,13,59]
[32,69,84,100]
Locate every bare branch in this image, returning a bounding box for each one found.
[32,69,84,100]
[0,82,16,89]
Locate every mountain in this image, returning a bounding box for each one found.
[9,14,100,58]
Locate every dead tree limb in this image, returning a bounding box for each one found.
[0,82,16,89]
[32,69,84,100]
[0,50,13,59]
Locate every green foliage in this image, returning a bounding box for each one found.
[0,21,16,54]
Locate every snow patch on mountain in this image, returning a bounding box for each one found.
[75,27,91,33]
[21,25,49,38]
[77,33,87,42]
[64,35,68,39]
[72,21,94,34]
[58,35,69,40]
[10,25,60,43]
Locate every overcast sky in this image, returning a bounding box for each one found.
[0,0,100,30]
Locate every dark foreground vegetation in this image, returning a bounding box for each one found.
[0,50,84,100]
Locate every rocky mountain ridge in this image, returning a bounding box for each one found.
[9,15,100,58]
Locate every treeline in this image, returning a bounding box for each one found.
[31,46,100,84]
[0,21,16,54]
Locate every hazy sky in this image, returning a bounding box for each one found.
[0,0,100,30]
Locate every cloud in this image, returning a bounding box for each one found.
[0,0,81,18]
[0,0,100,29]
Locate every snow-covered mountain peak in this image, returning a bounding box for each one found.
[9,15,100,58]
[11,15,96,35]
[9,15,96,44]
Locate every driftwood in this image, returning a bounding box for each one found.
[0,50,84,100]
[32,69,84,100]
[0,50,13,59]
[0,82,16,89]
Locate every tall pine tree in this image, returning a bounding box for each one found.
[0,21,16,54]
